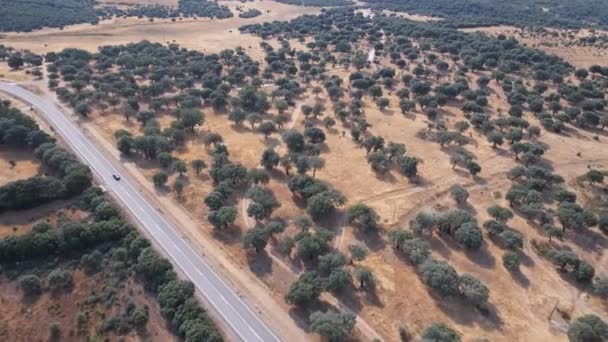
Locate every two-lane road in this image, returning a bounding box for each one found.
[0,81,280,342]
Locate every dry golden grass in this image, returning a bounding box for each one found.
[0,0,319,55]
[0,64,31,82]
[0,149,41,187]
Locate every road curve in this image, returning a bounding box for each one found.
[0,81,280,342]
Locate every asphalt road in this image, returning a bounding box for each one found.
[0,81,280,342]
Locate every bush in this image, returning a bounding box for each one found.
[567,315,608,342]
[309,310,356,342]
[419,259,459,296]
[18,274,42,296]
[285,272,322,307]
[454,222,483,250]
[458,274,489,306]
[47,268,73,293]
[421,323,461,342]
[502,252,521,272]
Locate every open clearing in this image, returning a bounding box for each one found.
[0,0,319,56]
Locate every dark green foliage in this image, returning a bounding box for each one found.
[47,268,73,293]
[0,0,232,32]
[242,226,269,253]
[295,230,333,261]
[348,244,368,261]
[273,0,352,6]
[238,9,262,19]
[502,251,521,272]
[18,274,42,296]
[0,0,99,32]
[458,274,489,306]
[421,323,461,342]
[449,184,469,204]
[285,272,322,307]
[0,103,91,211]
[354,266,375,290]
[420,259,459,297]
[207,206,237,229]
[346,203,380,233]
[309,310,356,342]
[567,315,608,342]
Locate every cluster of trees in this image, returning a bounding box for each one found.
[237,8,262,19]
[532,240,597,286]
[47,41,256,115]
[273,0,352,6]
[0,45,44,73]
[388,224,489,306]
[0,102,91,211]
[204,143,246,229]
[0,0,233,32]
[99,0,233,21]
[0,0,99,32]
[3,186,222,341]
[363,0,608,29]
[388,226,490,306]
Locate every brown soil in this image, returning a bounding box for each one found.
[0,149,41,187]
[0,64,31,82]
[0,271,174,342]
[0,202,174,342]
[0,201,87,238]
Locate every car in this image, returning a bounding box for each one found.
[112,173,121,181]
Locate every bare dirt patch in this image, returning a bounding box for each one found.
[0,271,174,342]
[0,149,41,186]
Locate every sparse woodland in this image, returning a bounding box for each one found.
[0,1,607,341]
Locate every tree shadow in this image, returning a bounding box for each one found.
[567,227,608,254]
[373,170,398,184]
[429,236,453,259]
[433,294,504,332]
[509,269,531,288]
[352,228,386,252]
[245,251,273,277]
[211,225,242,246]
[464,242,496,269]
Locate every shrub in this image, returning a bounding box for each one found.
[567,315,608,342]
[502,252,520,272]
[421,323,461,342]
[18,274,42,296]
[419,259,459,296]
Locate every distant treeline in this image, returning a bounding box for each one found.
[0,0,232,32]
[272,0,353,7]
[362,0,608,29]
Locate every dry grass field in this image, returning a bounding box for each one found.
[0,202,175,341]
[0,0,319,56]
[2,2,608,341]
